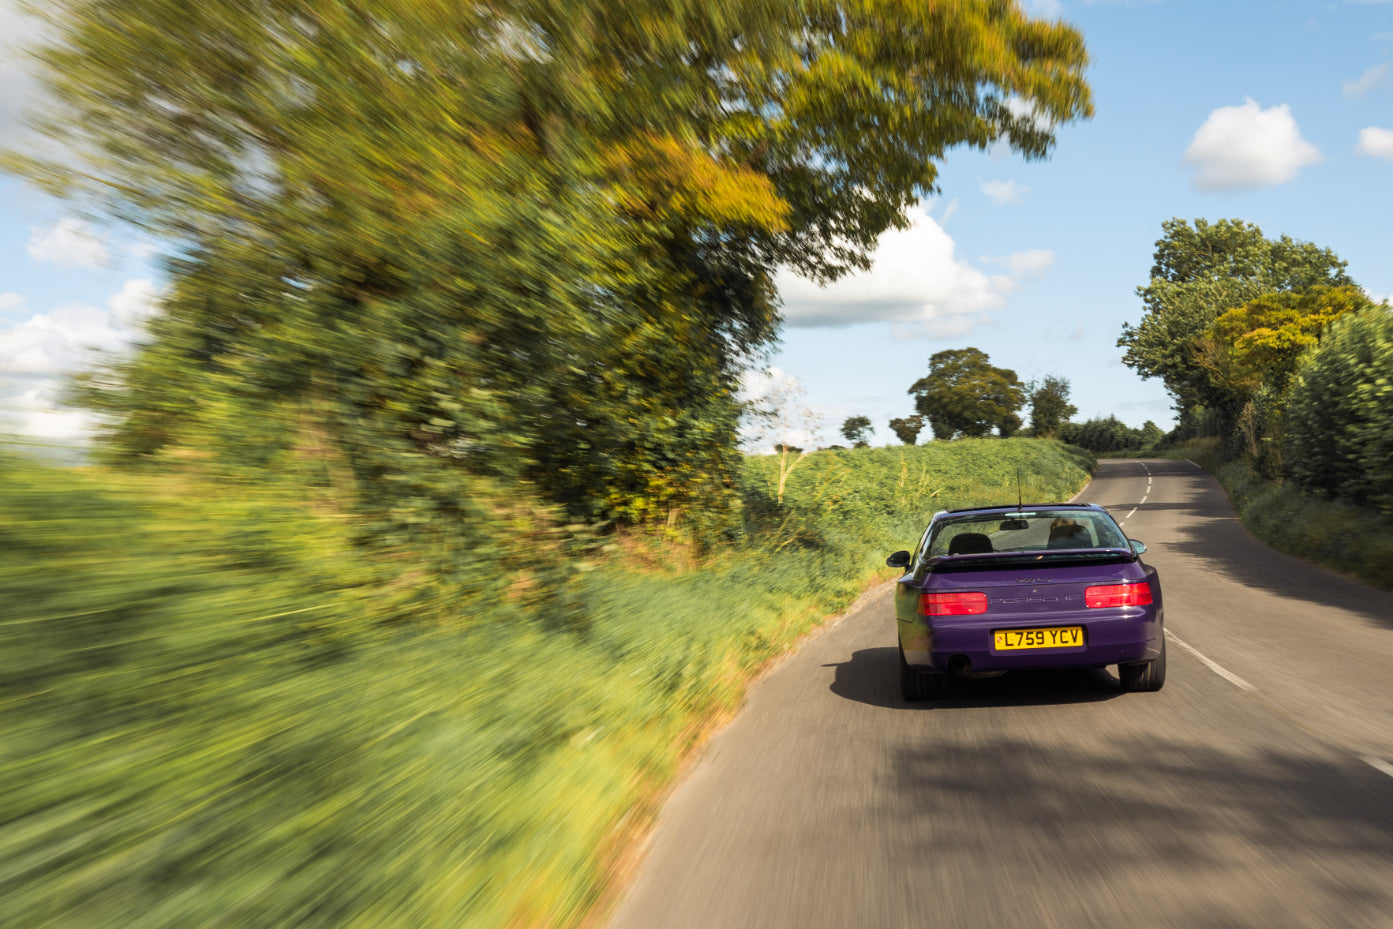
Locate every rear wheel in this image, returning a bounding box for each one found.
[1119,635,1167,692]
[899,645,948,701]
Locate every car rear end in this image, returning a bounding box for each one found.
[896,559,1164,676]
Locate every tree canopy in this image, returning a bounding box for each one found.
[839,416,873,448]
[909,348,1026,440]
[1118,218,1354,423]
[10,0,1093,536]
[888,415,925,445]
[1195,285,1373,410]
[1026,375,1076,438]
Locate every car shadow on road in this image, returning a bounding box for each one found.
[825,647,1124,710]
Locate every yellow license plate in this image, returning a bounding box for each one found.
[994,626,1083,650]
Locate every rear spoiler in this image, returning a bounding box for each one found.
[925,548,1136,569]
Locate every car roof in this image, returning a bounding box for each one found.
[939,502,1105,516]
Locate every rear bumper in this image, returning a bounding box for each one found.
[899,607,1164,673]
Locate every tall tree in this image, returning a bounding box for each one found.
[10,0,1093,531]
[1118,218,1354,426]
[1026,375,1077,438]
[888,415,925,445]
[909,348,1026,440]
[839,415,873,447]
[1196,285,1373,407]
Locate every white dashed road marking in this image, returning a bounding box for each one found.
[1137,458,1393,785]
[1166,630,1257,692]
[1363,756,1393,779]
[1118,461,1151,525]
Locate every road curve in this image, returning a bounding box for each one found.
[604,459,1393,929]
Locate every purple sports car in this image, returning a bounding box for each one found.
[886,503,1165,700]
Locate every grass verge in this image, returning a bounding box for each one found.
[1,439,1092,929]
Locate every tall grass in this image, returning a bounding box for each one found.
[1,439,1092,929]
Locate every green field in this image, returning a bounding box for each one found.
[1,438,1092,929]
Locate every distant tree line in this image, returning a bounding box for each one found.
[1056,417,1164,454]
[873,347,1162,455]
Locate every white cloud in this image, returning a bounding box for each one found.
[129,240,163,262]
[27,218,111,269]
[775,210,1052,339]
[109,278,161,327]
[0,279,161,443]
[1344,62,1392,96]
[1004,249,1054,278]
[1004,94,1053,131]
[1,383,96,445]
[0,303,126,376]
[738,366,799,405]
[1183,99,1322,191]
[935,197,960,225]
[737,367,826,453]
[0,292,25,314]
[1357,126,1393,159]
[980,178,1028,206]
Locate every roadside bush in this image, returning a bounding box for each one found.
[1058,416,1161,455]
[2,439,1091,929]
[1284,307,1393,514]
[742,438,1094,554]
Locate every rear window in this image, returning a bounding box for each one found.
[927,510,1129,558]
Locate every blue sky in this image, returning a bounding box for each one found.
[2,0,1391,448]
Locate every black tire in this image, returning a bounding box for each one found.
[1119,635,1167,692]
[899,645,948,701]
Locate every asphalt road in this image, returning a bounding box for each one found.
[604,459,1393,929]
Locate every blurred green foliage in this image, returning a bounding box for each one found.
[1284,307,1393,515]
[2,2,1101,925]
[0,439,1090,929]
[11,0,1092,539]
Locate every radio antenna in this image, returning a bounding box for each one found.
[1017,467,1023,510]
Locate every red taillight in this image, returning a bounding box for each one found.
[919,591,988,616]
[1085,582,1153,608]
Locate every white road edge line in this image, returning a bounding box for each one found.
[1165,630,1257,692]
[1363,756,1393,780]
